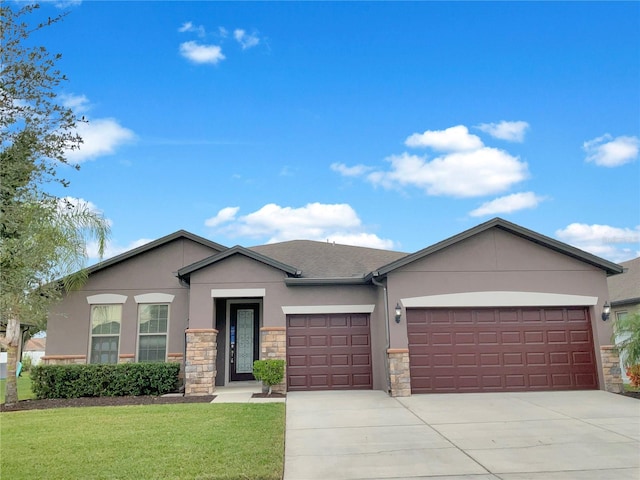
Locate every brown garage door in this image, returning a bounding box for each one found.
[408,307,598,393]
[287,313,372,391]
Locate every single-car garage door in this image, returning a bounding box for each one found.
[287,313,372,391]
[408,307,598,393]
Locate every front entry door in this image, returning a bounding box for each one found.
[229,303,260,381]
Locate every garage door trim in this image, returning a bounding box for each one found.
[402,291,598,308]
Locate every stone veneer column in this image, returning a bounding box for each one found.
[260,327,287,394]
[185,329,217,396]
[387,348,411,397]
[600,345,623,393]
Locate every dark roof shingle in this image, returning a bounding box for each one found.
[249,240,408,278]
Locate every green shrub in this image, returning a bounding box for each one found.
[20,355,32,373]
[30,362,181,399]
[252,360,285,395]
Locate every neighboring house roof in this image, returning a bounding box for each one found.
[87,230,227,276]
[608,257,640,307]
[249,240,408,279]
[24,338,46,352]
[371,217,624,279]
[177,245,301,280]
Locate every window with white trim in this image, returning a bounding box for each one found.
[137,304,169,362]
[90,305,121,364]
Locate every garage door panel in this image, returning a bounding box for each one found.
[408,307,597,393]
[287,313,372,391]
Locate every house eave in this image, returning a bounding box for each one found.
[178,245,300,279]
[284,276,369,286]
[611,297,640,308]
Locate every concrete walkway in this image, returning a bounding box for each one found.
[284,390,640,479]
[210,381,285,403]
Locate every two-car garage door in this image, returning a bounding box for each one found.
[408,307,598,393]
[287,313,372,391]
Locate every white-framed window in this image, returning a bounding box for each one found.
[137,304,169,362]
[90,304,122,364]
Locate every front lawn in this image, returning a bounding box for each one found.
[0,374,35,403]
[1,403,285,480]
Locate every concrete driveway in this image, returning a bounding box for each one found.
[284,390,640,479]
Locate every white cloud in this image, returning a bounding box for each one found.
[476,120,530,142]
[205,206,240,227]
[367,149,528,198]
[339,124,528,198]
[219,27,229,38]
[179,41,225,65]
[64,118,135,163]
[56,196,108,220]
[583,134,639,167]
[234,29,260,50]
[86,238,153,261]
[331,162,373,177]
[41,0,82,8]
[60,93,90,114]
[206,203,395,249]
[469,192,545,217]
[555,223,640,263]
[178,21,206,37]
[405,125,483,151]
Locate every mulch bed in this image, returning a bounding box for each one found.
[2,390,633,412]
[621,390,640,400]
[251,392,286,398]
[0,395,215,412]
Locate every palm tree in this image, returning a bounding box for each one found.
[613,312,640,386]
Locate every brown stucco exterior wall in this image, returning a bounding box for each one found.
[384,228,613,390]
[187,254,389,390]
[45,238,218,360]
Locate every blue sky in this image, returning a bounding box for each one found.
[30,1,640,263]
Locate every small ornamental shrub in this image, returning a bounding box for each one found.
[20,355,32,373]
[252,360,285,395]
[30,362,181,399]
[627,365,640,388]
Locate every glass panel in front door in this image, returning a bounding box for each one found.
[236,309,254,373]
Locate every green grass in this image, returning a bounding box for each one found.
[1,403,285,480]
[624,383,640,392]
[0,373,34,403]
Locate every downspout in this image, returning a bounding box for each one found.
[371,275,391,395]
[177,272,190,392]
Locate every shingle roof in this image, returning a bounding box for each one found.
[24,338,46,351]
[249,240,408,278]
[608,257,640,306]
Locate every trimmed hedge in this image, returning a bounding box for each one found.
[30,362,181,399]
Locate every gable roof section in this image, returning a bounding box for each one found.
[608,257,640,307]
[371,217,623,278]
[249,240,408,279]
[177,245,300,281]
[87,230,227,276]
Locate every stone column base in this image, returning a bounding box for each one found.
[260,327,286,394]
[600,345,623,393]
[388,348,411,397]
[185,329,218,396]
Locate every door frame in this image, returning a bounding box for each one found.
[224,299,262,384]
